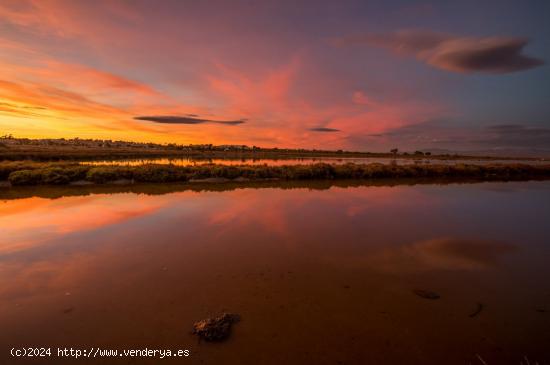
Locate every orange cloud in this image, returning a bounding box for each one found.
[0,79,121,116]
[37,62,159,96]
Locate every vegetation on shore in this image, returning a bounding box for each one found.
[2,161,550,187]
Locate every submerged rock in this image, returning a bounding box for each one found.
[469,302,484,318]
[413,289,440,300]
[192,313,240,342]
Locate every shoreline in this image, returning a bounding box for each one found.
[1,161,550,187]
[1,178,549,201]
[1,139,547,162]
[1,150,546,162]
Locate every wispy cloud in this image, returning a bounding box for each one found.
[134,115,246,125]
[338,30,544,74]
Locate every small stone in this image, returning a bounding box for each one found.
[413,289,440,300]
[192,313,240,342]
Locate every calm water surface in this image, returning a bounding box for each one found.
[1,181,549,364]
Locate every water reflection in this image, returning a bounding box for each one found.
[370,238,517,273]
[0,182,549,364]
[82,156,546,167]
[0,194,169,255]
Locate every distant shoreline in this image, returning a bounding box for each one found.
[1,161,550,187]
[2,149,545,162]
[1,137,546,161]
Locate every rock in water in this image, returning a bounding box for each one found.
[413,289,440,300]
[469,302,484,318]
[192,313,240,341]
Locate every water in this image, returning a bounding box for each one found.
[81,156,547,167]
[1,181,549,364]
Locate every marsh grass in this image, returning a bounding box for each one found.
[2,161,550,186]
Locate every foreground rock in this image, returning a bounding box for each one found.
[413,289,440,300]
[192,313,240,342]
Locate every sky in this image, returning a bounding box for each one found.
[0,0,549,153]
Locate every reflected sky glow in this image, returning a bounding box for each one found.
[0,182,549,363]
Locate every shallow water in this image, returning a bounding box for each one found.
[1,181,549,364]
[81,156,547,167]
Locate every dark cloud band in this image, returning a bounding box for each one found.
[338,30,544,74]
[134,115,246,125]
[309,127,340,132]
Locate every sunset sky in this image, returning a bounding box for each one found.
[0,0,549,153]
